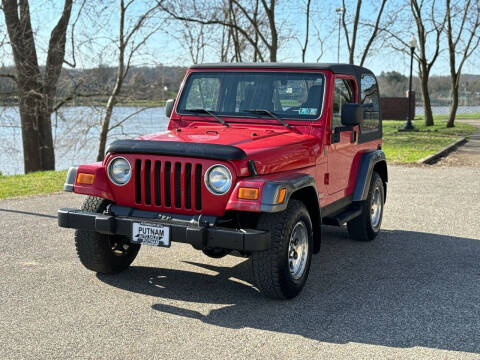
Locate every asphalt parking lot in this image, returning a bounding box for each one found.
[0,165,479,359]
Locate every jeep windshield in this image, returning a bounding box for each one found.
[177,71,325,121]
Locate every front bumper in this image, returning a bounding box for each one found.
[58,206,270,252]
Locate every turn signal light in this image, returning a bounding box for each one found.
[277,188,287,204]
[76,173,95,185]
[238,187,259,200]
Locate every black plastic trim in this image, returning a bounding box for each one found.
[58,207,270,252]
[107,139,247,161]
[322,204,361,226]
[190,63,375,76]
[260,173,318,213]
[248,160,258,176]
[321,195,353,218]
[352,150,387,201]
[63,166,78,192]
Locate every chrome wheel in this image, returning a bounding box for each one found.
[288,221,309,280]
[370,185,383,229]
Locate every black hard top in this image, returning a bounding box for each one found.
[189,62,374,76]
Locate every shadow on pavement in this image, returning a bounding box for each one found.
[98,226,480,353]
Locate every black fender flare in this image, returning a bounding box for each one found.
[260,173,322,254]
[260,173,317,213]
[352,150,388,202]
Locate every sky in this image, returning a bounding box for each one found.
[1,0,479,77]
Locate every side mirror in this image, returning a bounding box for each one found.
[165,99,175,118]
[341,103,363,126]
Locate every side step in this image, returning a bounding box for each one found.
[322,206,362,226]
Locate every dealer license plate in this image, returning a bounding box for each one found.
[131,222,170,247]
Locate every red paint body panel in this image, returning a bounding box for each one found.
[73,66,382,216]
[74,163,114,201]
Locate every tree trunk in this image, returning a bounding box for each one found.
[420,75,434,126]
[97,75,123,161]
[97,0,126,161]
[263,0,277,62]
[2,0,72,173]
[447,81,459,128]
[97,96,116,161]
[18,93,42,172]
[349,0,362,64]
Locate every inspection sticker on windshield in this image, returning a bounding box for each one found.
[299,108,318,115]
[132,222,170,247]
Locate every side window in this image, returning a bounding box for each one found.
[360,74,380,133]
[332,79,354,129]
[184,77,220,111]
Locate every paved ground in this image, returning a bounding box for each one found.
[436,119,480,166]
[0,165,479,359]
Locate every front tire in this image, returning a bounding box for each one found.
[252,200,313,299]
[75,196,140,274]
[347,172,385,241]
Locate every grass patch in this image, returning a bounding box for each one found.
[382,119,477,163]
[0,170,67,199]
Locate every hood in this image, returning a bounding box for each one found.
[137,125,321,174]
[139,125,289,146]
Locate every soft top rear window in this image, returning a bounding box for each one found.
[177,71,325,120]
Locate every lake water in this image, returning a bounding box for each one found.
[415,105,480,115]
[1,105,479,174]
[0,106,169,175]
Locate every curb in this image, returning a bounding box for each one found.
[417,137,467,165]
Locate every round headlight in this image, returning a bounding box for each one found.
[205,165,232,195]
[108,157,131,186]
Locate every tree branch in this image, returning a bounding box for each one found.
[0,73,17,83]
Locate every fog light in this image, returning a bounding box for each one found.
[238,187,259,200]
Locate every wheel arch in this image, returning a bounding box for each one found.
[373,160,388,201]
[352,150,388,202]
[289,187,321,254]
[260,173,321,254]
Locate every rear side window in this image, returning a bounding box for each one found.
[332,78,355,129]
[360,74,380,133]
[359,74,381,142]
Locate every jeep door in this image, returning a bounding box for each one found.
[326,76,358,195]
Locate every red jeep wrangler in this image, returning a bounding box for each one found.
[59,63,387,299]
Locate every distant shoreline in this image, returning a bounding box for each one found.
[0,99,168,108]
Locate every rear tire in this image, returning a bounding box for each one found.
[75,196,140,274]
[252,200,313,299]
[347,172,384,241]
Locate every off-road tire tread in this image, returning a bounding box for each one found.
[252,200,312,299]
[347,172,384,242]
[75,196,140,274]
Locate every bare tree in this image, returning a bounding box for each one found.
[378,1,446,126]
[159,0,278,62]
[300,0,312,63]
[96,0,163,161]
[181,21,208,64]
[1,0,73,173]
[410,0,446,126]
[341,0,387,66]
[445,0,480,127]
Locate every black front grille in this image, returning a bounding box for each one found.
[135,159,202,211]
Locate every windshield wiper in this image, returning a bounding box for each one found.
[243,109,292,130]
[187,108,229,127]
